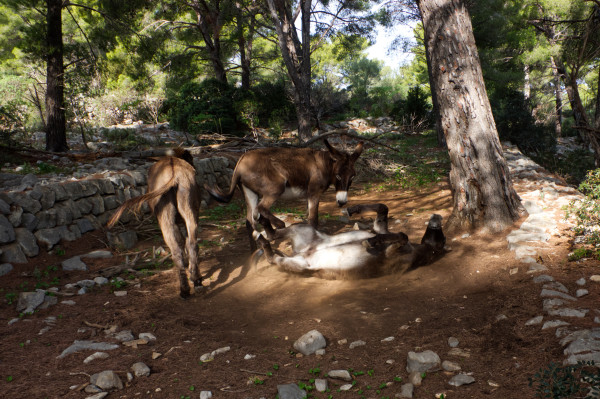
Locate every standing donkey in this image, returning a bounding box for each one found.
[205,139,363,249]
[106,149,202,298]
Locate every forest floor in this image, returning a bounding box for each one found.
[1,175,598,399]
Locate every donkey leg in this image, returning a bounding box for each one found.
[246,220,257,252]
[257,195,285,229]
[307,196,320,228]
[256,235,275,262]
[177,190,202,288]
[157,206,191,298]
[256,236,309,272]
[345,203,389,234]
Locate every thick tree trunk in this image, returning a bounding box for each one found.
[237,11,253,90]
[193,2,227,84]
[595,66,600,131]
[417,0,524,232]
[45,0,68,152]
[550,57,562,137]
[557,63,600,163]
[266,0,313,141]
[424,42,445,147]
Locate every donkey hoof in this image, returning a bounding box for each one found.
[273,220,286,229]
[193,278,203,287]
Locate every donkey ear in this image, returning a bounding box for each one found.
[324,139,342,159]
[351,141,364,160]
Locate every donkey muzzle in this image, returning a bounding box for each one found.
[336,191,348,207]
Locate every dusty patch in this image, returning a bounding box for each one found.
[0,181,597,399]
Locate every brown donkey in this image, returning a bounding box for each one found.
[205,139,363,249]
[107,149,202,298]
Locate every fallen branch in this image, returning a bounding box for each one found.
[83,320,110,329]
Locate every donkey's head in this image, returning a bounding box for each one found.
[324,139,364,207]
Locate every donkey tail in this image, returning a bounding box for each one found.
[106,179,176,228]
[204,154,244,203]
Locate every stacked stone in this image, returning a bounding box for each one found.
[0,156,233,268]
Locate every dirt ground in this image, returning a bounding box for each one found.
[0,179,597,399]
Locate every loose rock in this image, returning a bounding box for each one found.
[293,330,326,356]
[406,350,441,373]
[131,362,151,377]
[448,373,475,386]
[90,370,123,391]
[277,383,307,399]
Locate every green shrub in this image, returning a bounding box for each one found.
[528,361,599,398]
[566,168,600,246]
[391,85,432,128]
[251,80,294,128]
[491,89,555,155]
[101,127,150,150]
[167,79,240,136]
[0,101,27,146]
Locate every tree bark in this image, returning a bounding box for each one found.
[550,56,562,137]
[595,66,600,131]
[192,0,228,83]
[417,0,524,232]
[45,0,68,152]
[556,62,600,163]
[265,0,313,141]
[423,41,445,147]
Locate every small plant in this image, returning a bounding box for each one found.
[5,292,16,305]
[528,361,600,398]
[252,377,265,385]
[6,375,13,382]
[568,248,594,262]
[110,278,127,290]
[566,168,600,248]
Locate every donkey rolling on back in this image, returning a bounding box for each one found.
[106,149,202,298]
[254,204,446,278]
[205,139,364,249]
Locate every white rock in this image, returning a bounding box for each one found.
[542,320,570,330]
[442,360,462,372]
[406,350,441,372]
[83,352,109,364]
[315,379,328,392]
[139,332,156,341]
[399,383,414,398]
[293,330,326,356]
[131,362,151,377]
[328,370,352,381]
[448,373,475,386]
[349,340,366,349]
[525,316,543,326]
[200,391,212,399]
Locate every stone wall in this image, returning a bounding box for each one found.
[0,156,234,266]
